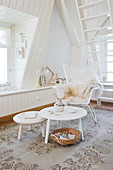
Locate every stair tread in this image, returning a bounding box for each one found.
[82,13,109,21]
[87,37,113,43]
[102,82,113,85]
[103,89,113,92]
[79,0,106,9]
[84,26,111,32]
[100,97,113,100]
[88,50,113,53]
[88,51,106,53]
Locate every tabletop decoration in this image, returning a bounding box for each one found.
[54,97,64,112]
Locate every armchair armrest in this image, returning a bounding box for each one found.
[91,83,103,100]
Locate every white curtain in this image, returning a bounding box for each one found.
[0,47,7,84]
[0,27,11,47]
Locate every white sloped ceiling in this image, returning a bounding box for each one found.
[0,6,34,25]
[0,0,41,17]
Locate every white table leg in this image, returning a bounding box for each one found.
[29,125,32,130]
[78,118,84,141]
[41,122,45,137]
[18,124,23,141]
[58,120,62,128]
[45,119,50,144]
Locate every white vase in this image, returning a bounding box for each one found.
[54,103,64,112]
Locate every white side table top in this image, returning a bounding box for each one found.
[13,111,46,125]
[39,106,87,121]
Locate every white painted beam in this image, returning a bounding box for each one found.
[56,0,80,47]
[21,0,54,89]
[31,0,55,88]
[75,0,86,44]
[21,0,46,89]
[64,0,82,46]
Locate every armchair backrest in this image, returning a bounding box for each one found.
[63,64,103,101]
[63,64,97,84]
[63,64,80,84]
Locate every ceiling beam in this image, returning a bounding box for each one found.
[55,0,80,47]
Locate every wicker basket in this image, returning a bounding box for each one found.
[51,128,81,145]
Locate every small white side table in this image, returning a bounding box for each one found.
[13,111,46,141]
[39,107,87,144]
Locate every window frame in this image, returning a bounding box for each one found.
[98,40,113,83]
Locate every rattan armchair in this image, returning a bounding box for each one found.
[54,64,103,123]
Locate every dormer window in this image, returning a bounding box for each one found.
[0,27,11,85]
[0,47,7,84]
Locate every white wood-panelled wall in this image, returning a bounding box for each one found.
[21,0,55,89]
[0,0,55,89]
[0,87,55,117]
[0,0,56,115]
[13,18,38,88]
[0,0,42,17]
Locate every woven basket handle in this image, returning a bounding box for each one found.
[51,134,62,145]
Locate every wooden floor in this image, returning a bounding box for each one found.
[91,101,113,111]
[0,101,113,128]
[0,103,54,127]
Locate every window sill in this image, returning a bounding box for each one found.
[0,86,54,97]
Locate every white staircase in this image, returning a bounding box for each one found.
[100,84,113,103]
[76,0,113,103]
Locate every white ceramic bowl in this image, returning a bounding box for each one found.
[65,106,78,113]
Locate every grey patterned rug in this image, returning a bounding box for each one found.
[0,109,113,170]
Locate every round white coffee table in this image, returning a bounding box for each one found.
[39,106,87,144]
[13,111,46,140]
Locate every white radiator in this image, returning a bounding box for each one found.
[0,87,56,117]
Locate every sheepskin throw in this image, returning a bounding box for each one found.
[61,77,103,104]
